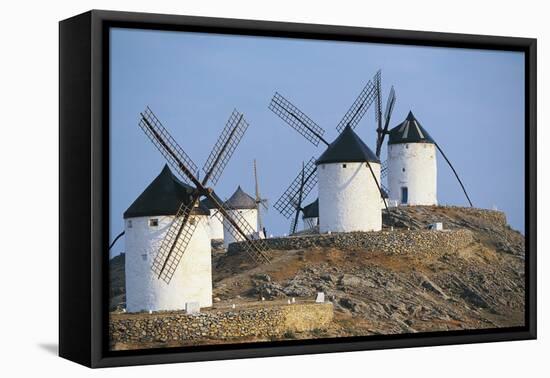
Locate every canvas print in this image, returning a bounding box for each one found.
[108,28,526,351]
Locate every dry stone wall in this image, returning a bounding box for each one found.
[110,302,333,345]
[229,229,475,255]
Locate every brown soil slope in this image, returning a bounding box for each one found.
[111,206,525,338]
[212,206,525,336]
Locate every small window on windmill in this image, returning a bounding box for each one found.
[149,218,159,228]
[406,144,409,149]
[342,164,347,168]
[402,167,406,172]
[189,217,196,226]
[127,220,132,228]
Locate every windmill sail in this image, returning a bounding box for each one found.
[150,194,201,283]
[376,86,397,157]
[269,92,328,146]
[139,106,271,284]
[336,70,380,133]
[139,107,199,186]
[202,110,249,186]
[274,157,318,219]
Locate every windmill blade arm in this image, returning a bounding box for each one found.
[435,143,474,207]
[202,110,250,186]
[150,194,201,284]
[376,86,396,157]
[374,70,383,125]
[290,208,301,235]
[364,159,390,213]
[273,157,318,219]
[139,107,200,187]
[208,192,271,264]
[384,86,396,124]
[269,92,328,146]
[336,70,380,133]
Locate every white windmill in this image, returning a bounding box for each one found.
[316,126,382,232]
[386,111,438,206]
[124,107,270,313]
[270,70,388,234]
[223,186,259,248]
[124,165,212,312]
[385,111,473,207]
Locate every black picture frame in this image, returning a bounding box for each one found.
[59,9,537,368]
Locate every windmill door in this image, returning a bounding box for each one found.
[401,187,408,204]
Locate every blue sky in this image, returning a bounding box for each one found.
[109,27,525,256]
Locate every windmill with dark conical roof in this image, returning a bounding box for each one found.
[223,186,260,248]
[386,111,473,207]
[124,165,212,312]
[269,70,389,234]
[126,106,271,313]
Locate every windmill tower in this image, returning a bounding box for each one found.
[270,70,387,234]
[124,165,211,312]
[200,197,224,240]
[387,111,438,206]
[316,126,382,232]
[386,111,473,207]
[223,186,258,248]
[125,107,270,313]
[275,160,317,235]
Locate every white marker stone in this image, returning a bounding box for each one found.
[185,301,200,315]
[315,292,325,303]
[291,298,296,303]
[232,304,236,309]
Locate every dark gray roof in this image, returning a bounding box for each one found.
[302,199,318,218]
[316,125,379,165]
[388,111,435,145]
[124,165,209,219]
[225,186,257,209]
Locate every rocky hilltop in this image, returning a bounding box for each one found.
[213,206,525,336]
[111,206,525,338]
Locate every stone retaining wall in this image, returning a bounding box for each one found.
[228,229,475,255]
[110,302,333,345]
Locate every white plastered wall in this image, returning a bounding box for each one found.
[318,162,382,232]
[387,143,437,206]
[124,214,212,312]
[223,208,258,248]
[207,211,224,240]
